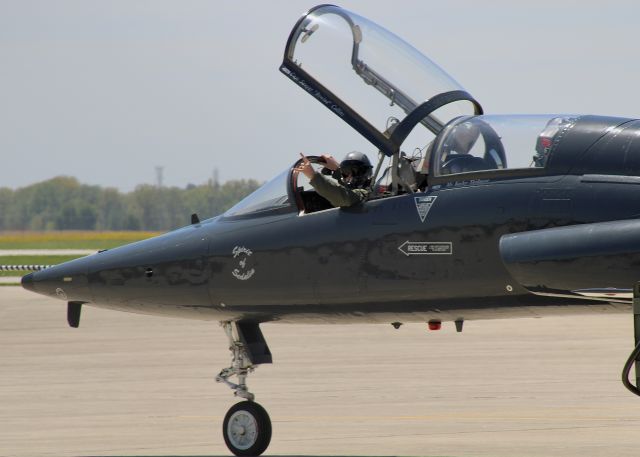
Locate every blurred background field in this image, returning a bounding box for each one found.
[0,231,160,249]
[0,176,258,232]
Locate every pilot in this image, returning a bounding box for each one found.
[296,151,372,207]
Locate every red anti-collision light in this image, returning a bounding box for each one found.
[428,320,441,331]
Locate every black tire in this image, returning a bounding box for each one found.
[222,401,272,456]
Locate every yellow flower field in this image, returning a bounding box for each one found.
[0,231,161,249]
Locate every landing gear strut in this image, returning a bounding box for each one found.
[216,321,272,456]
[622,283,640,396]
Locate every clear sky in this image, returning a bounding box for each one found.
[1,0,639,190]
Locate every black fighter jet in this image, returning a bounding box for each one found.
[20,4,640,456]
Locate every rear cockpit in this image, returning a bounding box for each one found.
[371,114,577,194]
[428,115,576,179]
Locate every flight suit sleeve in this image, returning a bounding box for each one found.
[309,172,368,208]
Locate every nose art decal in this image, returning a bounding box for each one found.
[231,246,255,281]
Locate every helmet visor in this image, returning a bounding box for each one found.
[340,160,372,178]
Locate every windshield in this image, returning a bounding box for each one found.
[223,169,293,218]
[432,115,577,176]
[282,5,479,153]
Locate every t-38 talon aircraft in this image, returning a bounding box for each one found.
[19,4,640,456]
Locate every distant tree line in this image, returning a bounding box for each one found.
[0,176,261,231]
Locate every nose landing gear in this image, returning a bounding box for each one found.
[216,321,272,456]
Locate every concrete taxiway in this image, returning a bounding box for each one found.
[2,286,640,457]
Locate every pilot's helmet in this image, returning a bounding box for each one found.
[448,121,480,154]
[339,151,373,188]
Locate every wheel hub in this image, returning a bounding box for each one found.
[228,410,258,450]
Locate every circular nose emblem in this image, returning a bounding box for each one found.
[55,288,68,300]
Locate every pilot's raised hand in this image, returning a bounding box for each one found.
[296,153,315,179]
[321,154,340,171]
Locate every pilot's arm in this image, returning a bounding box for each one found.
[295,154,367,208]
[309,172,367,208]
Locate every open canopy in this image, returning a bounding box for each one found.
[280,4,482,156]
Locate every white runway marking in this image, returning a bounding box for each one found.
[0,249,95,256]
[0,277,20,284]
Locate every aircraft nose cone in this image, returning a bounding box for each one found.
[21,272,35,292]
[20,257,92,303]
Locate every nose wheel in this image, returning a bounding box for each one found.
[223,401,272,456]
[216,322,273,456]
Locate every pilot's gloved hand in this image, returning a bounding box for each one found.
[296,153,316,180]
[321,154,340,171]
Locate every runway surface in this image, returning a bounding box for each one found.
[0,278,20,284]
[2,286,640,457]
